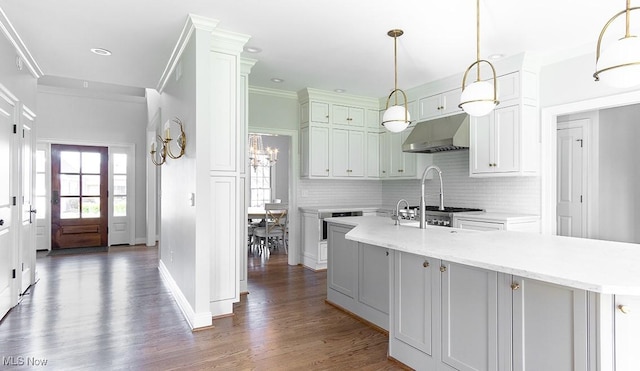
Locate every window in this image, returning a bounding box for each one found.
[112,153,127,217]
[250,155,272,207]
[35,149,46,220]
[59,151,102,219]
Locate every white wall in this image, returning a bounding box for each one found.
[155,34,199,310]
[381,151,541,214]
[36,89,148,240]
[597,105,640,243]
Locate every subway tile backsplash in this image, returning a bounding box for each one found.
[298,151,540,215]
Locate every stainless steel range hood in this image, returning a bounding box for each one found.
[402,113,470,153]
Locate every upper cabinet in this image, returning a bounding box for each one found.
[419,88,462,121]
[333,104,364,127]
[298,88,378,180]
[469,71,540,177]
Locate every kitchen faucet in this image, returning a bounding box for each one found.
[394,199,409,226]
[420,165,444,229]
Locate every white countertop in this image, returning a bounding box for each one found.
[325,216,640,295]
[299,205,390,213]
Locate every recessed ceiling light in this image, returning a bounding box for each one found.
[91,48,112,56]
[334,89,346,93]
[271,78,284,83]
[244,46,262,53]
[488,53,504,60]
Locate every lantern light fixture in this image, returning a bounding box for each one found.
[594,0,640,88]
[459,0,500,117]
[381,29,411,133]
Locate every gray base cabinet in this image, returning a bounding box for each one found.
[326,223,389,330]
[389,251,592,371]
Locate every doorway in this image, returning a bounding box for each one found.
[50,144,108,249]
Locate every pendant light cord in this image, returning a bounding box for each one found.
[393,33,398,105]
[476,0,481,81]
[626,0,631,37]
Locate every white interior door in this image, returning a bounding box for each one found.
[20,108,36,293]
[109,145,135,245]
[557,123,586,237]
[0,92,16,319]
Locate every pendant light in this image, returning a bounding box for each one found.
[381,29,411,133]
[459,0,499,117]
[594,0,640,88]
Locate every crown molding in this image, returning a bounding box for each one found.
[210,28,250,55]
[156,14,219,93]
[249,86,298,99]
[0,6,43,79]
[240,57,257,75]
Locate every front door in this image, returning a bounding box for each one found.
[51,144,108,249]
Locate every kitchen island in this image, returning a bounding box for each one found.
[325,216,640,371]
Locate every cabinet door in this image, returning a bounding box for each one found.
[366,109,381,130]
[389,132,406,177]
[441,88,462,116]
[358,244,389,314]
[419,94,442,121]
[366,132,380,178]
[441,261,498,371]
[300,126,310,177]
[455,219,505,231]
[512,277,589,371]
[327,225,356,297]
[349,107,365,127]
[348,130,365,177]
[470,114,493,174]
[311,101,330,123]
[379,132,390,178]
[614,295,640,371]
[331,128,349,177]
[393,252,435,356]
[401,130,416,177]
[332,104,350,125]
[494,105,519,173]
[310,126,330,177]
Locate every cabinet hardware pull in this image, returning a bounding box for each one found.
[386,251,389,256]
[398,169,404,173]
[511,283,520,290]
[423,261,429,268]
[489,163,493,167]
[439,265,446,272]
[618,305,631,314]
[326,169,329,172]
[382,171,386,174]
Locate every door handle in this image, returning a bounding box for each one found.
[29,208,37,224]
[52,191,59,205]
[0,219,4,226]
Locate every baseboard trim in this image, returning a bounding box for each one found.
[158,260,212,330]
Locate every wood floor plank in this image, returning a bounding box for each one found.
[0,246,406,370]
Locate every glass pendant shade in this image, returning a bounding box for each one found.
[596,36,640,88]
[382,105,411,133]
[460,80,499,117]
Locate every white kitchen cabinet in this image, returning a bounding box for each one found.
[440,261,499,371]
[389,251,438,370]
[470,104,520,175]
[332,128,364,177]
[365,131,380,178]
[511,276,590,371]
[419,88,462,121]
[301,211,327,270]
[300,101,330,124]
[326,223,389,330]
[333,104,364,127]
[300,125,330,178]
[366,108,381,130]
[469,70,540,177]
[389,130,416,178]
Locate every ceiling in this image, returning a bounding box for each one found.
[0,0,633,97]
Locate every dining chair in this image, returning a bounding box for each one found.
[252,203,288,254]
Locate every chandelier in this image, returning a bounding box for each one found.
[249,134,278,170]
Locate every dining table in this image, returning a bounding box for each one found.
[248,207,267,220]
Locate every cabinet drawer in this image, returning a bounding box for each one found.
[455,219,505,231]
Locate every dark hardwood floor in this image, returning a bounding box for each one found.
[0,246,405,370]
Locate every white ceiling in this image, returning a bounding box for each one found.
[0,0,634,97]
